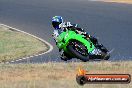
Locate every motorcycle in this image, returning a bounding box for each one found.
[55,28,110,62]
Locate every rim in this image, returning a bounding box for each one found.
[71,41,88,56]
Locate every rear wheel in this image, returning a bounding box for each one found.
[96,44,110,60]
[103,53,110,60]
[96,44,108,53]
[67,40,89,62]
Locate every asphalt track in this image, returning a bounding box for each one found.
[0,0,132,63]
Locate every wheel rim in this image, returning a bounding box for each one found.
[71,41,88,56]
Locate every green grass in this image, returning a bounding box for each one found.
[0,61,131,88]
[0,25,48,62]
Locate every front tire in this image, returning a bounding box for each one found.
[67,41,89,62]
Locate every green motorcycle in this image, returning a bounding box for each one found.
[56,28,110,62]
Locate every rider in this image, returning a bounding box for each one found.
[52,16,98,45]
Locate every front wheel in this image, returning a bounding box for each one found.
[67,41,89,62]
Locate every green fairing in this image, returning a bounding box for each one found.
[56,30,95,53]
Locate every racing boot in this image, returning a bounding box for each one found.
[60,49,71,61]
[84,34,99,46]
[89,36,98,46]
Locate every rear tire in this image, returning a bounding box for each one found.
[96,44,110,60]
[104,53,110,60]
[67,41,89,62]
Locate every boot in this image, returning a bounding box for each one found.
[89,36,98,46]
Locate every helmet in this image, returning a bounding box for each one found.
[52,16,63,29]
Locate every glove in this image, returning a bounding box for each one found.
[52,30,60,42]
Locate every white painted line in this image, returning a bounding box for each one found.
[11,61,15,63]
[18,59,22,61]
[6,62,9,64]
[15,59,20,62]
[0,24,53,63]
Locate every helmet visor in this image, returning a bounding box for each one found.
[52,21,61,29]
